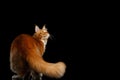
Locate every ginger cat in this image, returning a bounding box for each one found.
[10,25,66,80]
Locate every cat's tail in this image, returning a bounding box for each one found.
[26,53,66,78]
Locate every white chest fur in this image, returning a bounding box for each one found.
[41,39,47,49]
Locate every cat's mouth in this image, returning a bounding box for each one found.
[48,34,50,38]
[43,34,50,40]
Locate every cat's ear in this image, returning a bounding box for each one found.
[35,25,40,32]
[42,25,47,31]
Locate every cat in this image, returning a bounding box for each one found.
[10,25,66,80]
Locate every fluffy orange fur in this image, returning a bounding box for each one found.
[10,25,66,79]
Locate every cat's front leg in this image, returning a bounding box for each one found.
[31,71,43,80]
[39,73,43,80]
[23,70,32,80]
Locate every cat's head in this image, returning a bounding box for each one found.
[33,25,50,41]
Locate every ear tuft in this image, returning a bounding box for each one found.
[42,24,47,30]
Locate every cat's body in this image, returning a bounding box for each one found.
[10,25,66,80]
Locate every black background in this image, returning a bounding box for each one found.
[0,2,112,80]
[0,4,79,80]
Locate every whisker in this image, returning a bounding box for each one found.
[49,34,55,40]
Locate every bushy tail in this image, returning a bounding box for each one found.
[26,53,66,78]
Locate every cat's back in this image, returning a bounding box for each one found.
[11,34,37,49]
[13,34,34,43]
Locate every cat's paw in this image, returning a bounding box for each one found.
[12,75,23,80]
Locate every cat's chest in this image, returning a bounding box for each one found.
[41,40,47,49]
